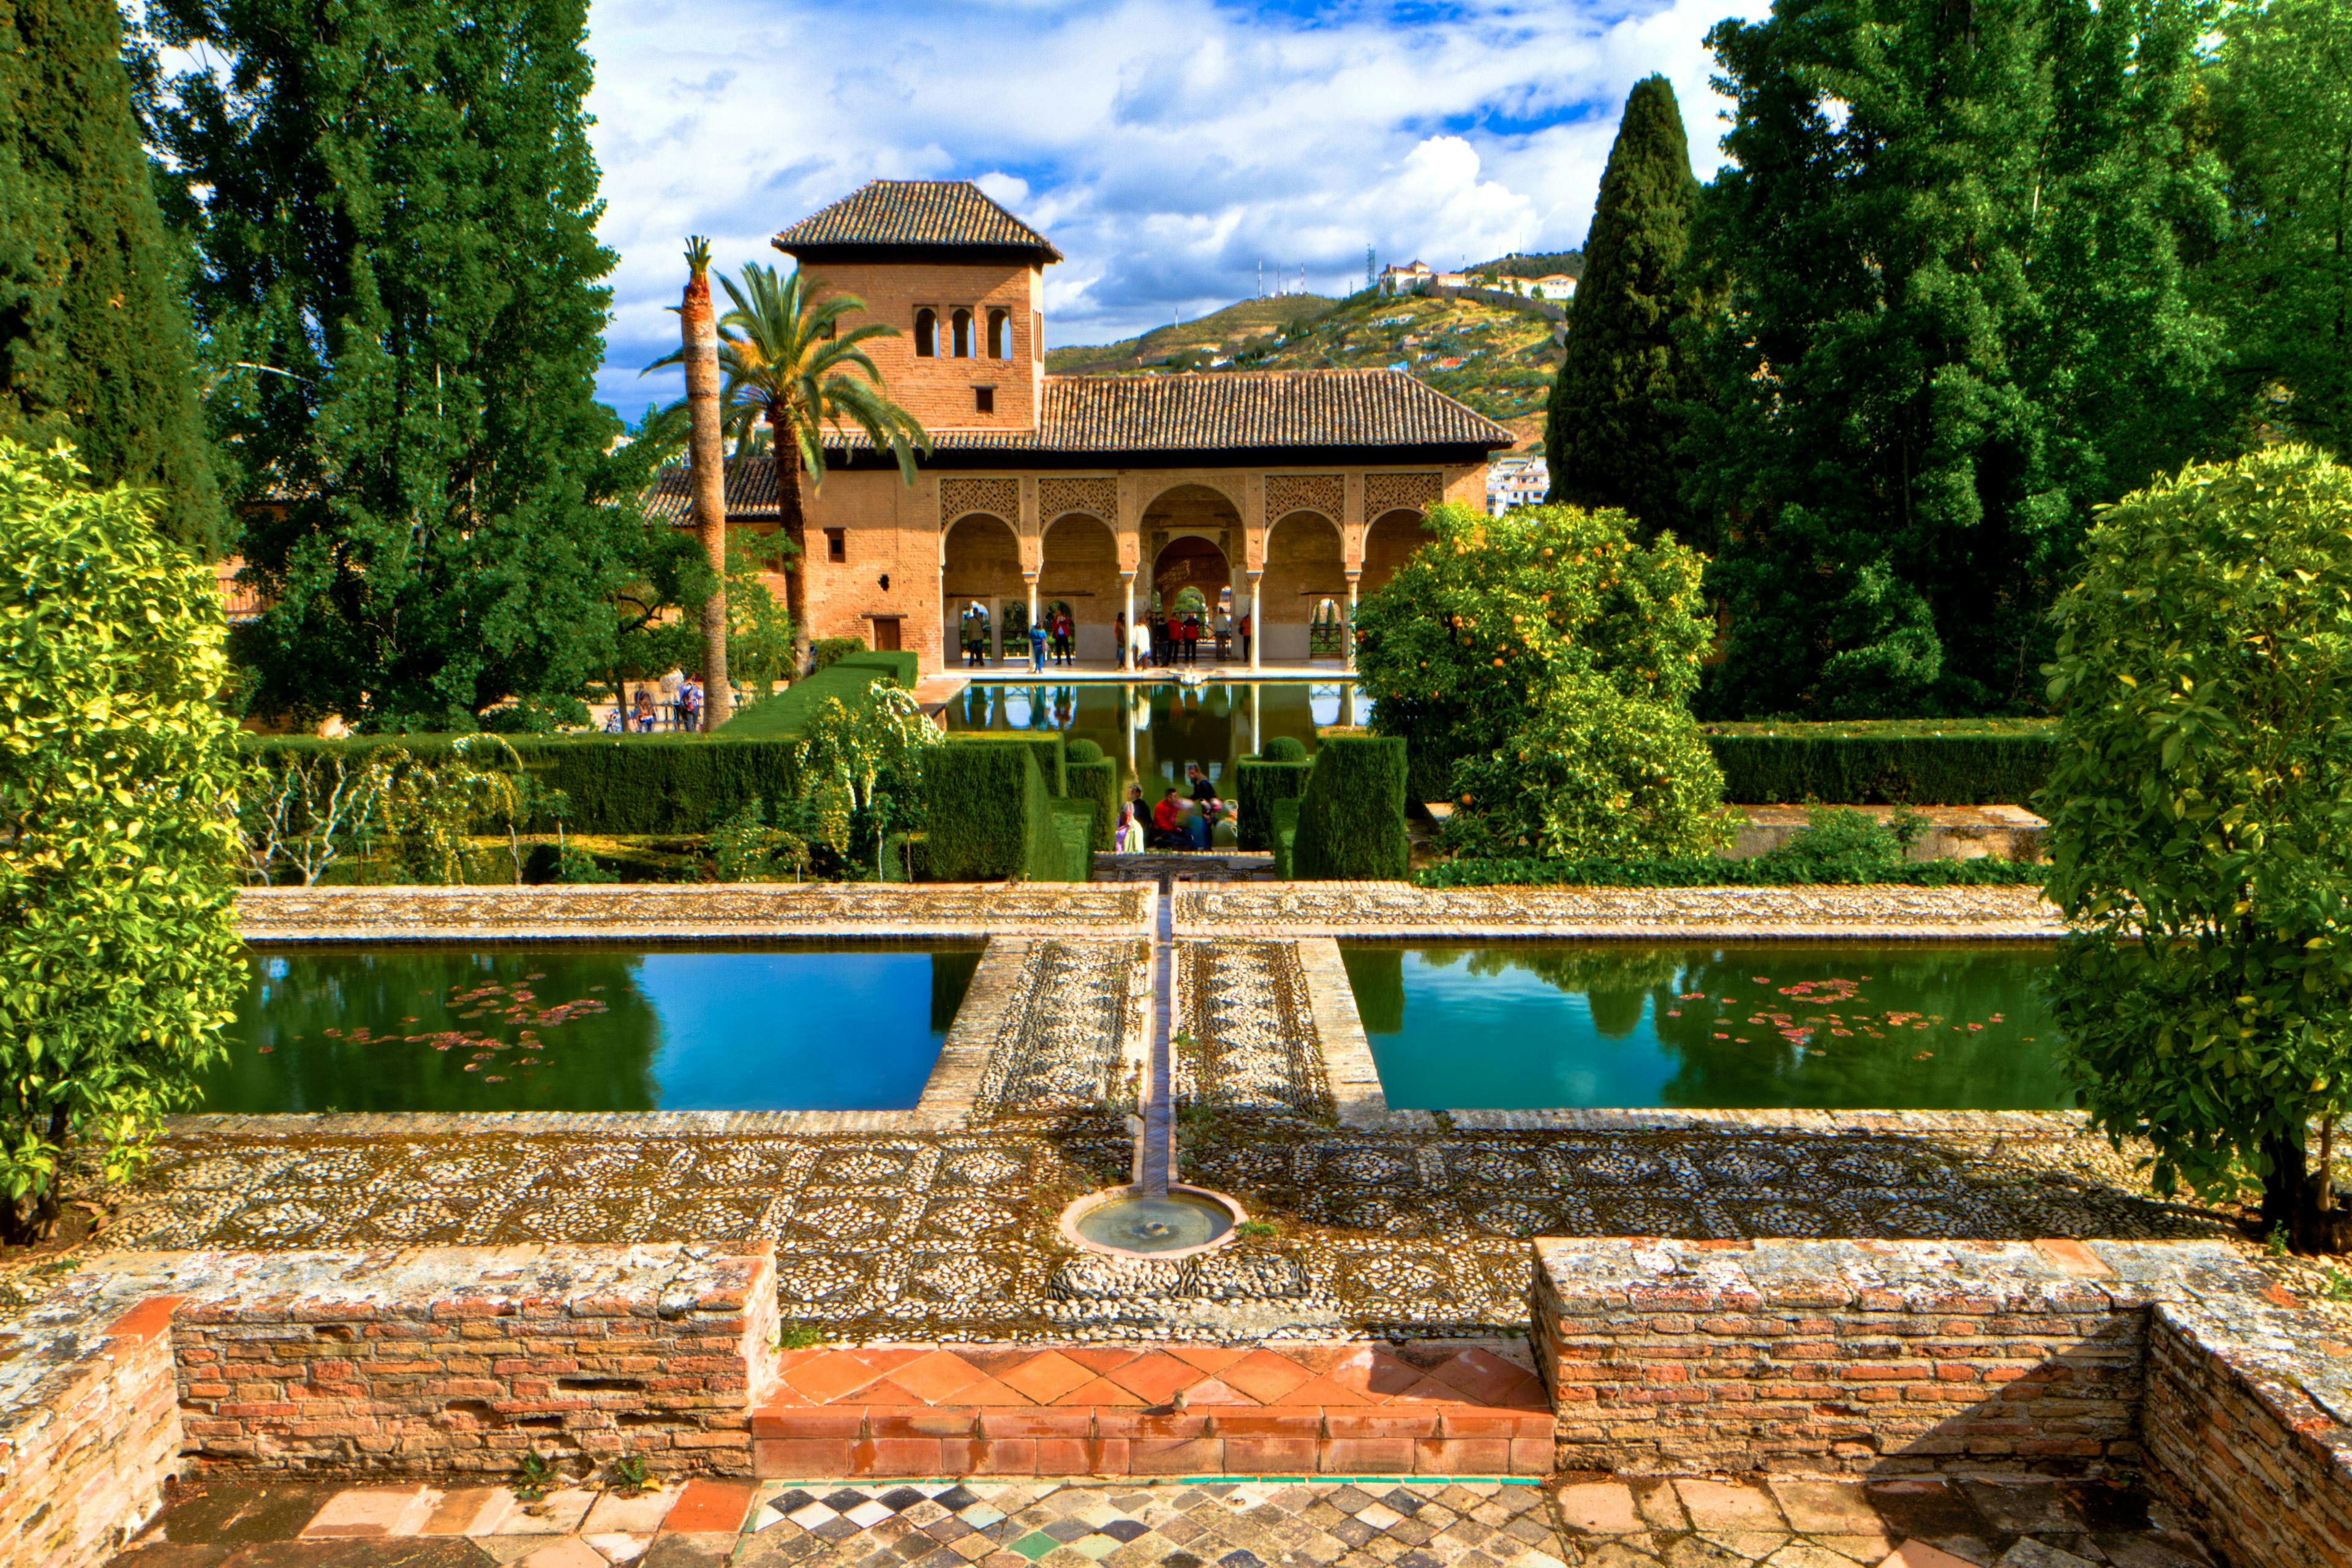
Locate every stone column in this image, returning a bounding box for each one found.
[1025,573,1040,666]
[1344,571,1361,674]
[1120,570,1136,671]
[1245,570,1264,673]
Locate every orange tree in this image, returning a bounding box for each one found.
[2043,444,2352,1253]
[1353,500,1724,860]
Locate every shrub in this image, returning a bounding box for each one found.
[1234,758,1313,851]
[720,655,907,739]
[1292,733,1409,880]
[709,797,813,881]
[922,742,1058,881]
[1065,753,1118,851]
[0,440,246,1243]
[1704,723,2054,804]
[1414,856,2042,888]
[942,731,1067,797]
[1259,735,1308,763]
[793,685,938,870]
[1049,798,1099,882]
[1354,502,1722,856]
[2041,445,2352,1253]
[1271,797,1302,881]
[809,636,867,671]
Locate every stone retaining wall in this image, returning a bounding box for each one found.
[58,1244,777,1482]
[1530,1236,2352,1568]
[2143,1296,2352,1568]
[0,1295,183,1568]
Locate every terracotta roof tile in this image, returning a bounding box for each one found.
[639,369,1508,521]
[774,180,1061,260]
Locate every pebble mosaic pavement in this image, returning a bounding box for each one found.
[104,1473,2218,1567]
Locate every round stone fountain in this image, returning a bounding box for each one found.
[1058,1183,1245,1259]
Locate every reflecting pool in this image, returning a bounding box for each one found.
[206,943,981,1114]
[941,680,1366,792]
[1343,943,2065,1111]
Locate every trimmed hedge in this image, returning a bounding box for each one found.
[942,730,1067,797]
[1048,798,1098,883]
[1271,797,1301,881]
[1234,757,1313,852]
[1703,722,2056,805]
[1065,754,1118,851]
[1414,856,2045,888]
[1260,735,1308,764]
[238,732,802,837]
[1292,733,1409,880]
[719,653,912,739]
[921,742,1058,881]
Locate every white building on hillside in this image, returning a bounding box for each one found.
[1487,454,1549,513]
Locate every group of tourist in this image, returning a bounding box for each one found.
[604,670,704,733]
[1113,610,1248,670]
[1112,764,1237,851]
[1025,610,1077,671]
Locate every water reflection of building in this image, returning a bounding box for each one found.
[943,680,1362,791]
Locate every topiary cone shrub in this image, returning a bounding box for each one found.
[1292,732,1409,879]
[1063,740,1117,850]
[1259,735,1308,763]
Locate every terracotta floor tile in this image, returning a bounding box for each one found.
[1219,1349,1314,1404]
[1167,1347,1250,1376]
[785,1352,887,1404]
[887,1350,990,1403]
[948,1374,1036,1407]
[1049,1376,1148,1407]
[1426,1349,1540,1406]
[1059,1348,1143,1376]
[1379,1375,1464,1406]
[957,1347,1042,1377]
[850,1348,935,1376]
[662,1477,758,1536]
[1359,1354,1426,1398]
[999,1353,1096,1405]
[298,1487,436,1539]
[1283,1374,1372,1406]
[1103,1354,1196,1406]
[1175,1378,1249,1405]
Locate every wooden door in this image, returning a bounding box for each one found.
[872,617,901,652]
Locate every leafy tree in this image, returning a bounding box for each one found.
[146,0,696,729]
[1544,75,1706,545]
[0,0,224,549]
[794,685,939,871]
[2211,0,2352,457]
[0,439,244,1244]
[704,264,929,673]
[1689,0,2233,719]
[1354,501,1725,859]
[2041,445,2352,1253]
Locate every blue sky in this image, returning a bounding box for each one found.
[593,0,1767,413]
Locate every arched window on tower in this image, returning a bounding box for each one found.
[951,308,973,358]
[914,308,937,358]
[987,308,1009,360]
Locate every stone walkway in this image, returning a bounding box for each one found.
[106,1474,2216,1567]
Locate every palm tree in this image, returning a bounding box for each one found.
[680,239,731,728]
[711,263,929,674]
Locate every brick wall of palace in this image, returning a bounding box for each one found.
[0,1295,183,1568]
[818,260,1045,435]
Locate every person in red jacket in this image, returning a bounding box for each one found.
[1152,788,1185,848]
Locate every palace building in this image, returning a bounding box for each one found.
[643,180,1515,674]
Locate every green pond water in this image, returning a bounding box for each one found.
[941,680,1363,793]
[1343,943,2067,1111]
[205,943,980,1114]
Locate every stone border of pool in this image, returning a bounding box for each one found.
[1283,934,2086,1138]
[1173,881,2067,940]
[236,882,1156,942]
[175,937,1082,1139]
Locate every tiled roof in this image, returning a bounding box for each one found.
[640,371,1509,520]
[774,181,1062,260]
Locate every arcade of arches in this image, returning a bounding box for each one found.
[929,470,1480,671]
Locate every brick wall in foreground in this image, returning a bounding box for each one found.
[162,1244,777,1478]
[2144,1295,2352,1568]
[0,1295,183,1568]
[1529,1237,2237,1479]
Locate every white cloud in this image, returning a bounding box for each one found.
[590,0,1771,408]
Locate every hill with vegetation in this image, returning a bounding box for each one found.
[1466,250,1584,282]
[1047,288,1561,445]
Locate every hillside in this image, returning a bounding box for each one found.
[1467,250,1584,281]
[1046,288,1561,437]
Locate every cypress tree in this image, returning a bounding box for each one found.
[0,0,224,550]
[146,0,691,728]
[1544,75,1704,545]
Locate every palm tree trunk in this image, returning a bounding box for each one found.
[682,254,731,728]
[769,407,811,676]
